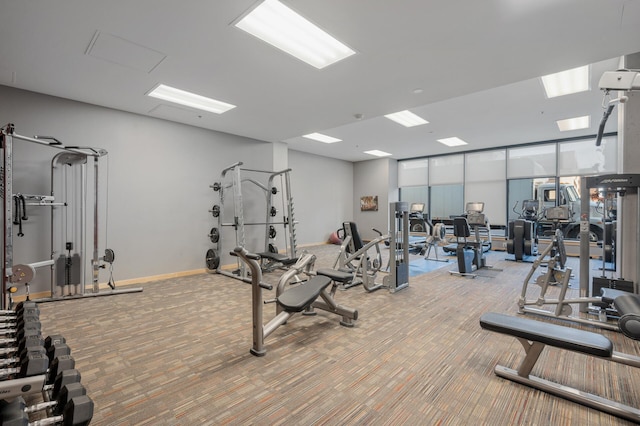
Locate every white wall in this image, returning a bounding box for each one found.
[0,85,353,295]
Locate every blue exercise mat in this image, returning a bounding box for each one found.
[408,258,450,277]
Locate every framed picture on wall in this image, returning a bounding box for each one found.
[360,195,378,211]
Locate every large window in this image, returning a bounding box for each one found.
[466,150,506,227]
[507,144,556,178]
[397,135,618,240]
[430,184,464,220]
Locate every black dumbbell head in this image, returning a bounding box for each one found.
[45,334,66,349]
[62,395,94,426]
[54,382,87,415]
[47,355,76,385]
[52,369,82,401]
[19,350,49,377]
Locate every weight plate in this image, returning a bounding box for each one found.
[209,227,220,243]
[206,249,220,270]
[211,205,220,217]
[268,244,278,253]
[268,226,276,239]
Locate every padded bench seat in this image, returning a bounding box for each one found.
[599,287,633,305]
[258,252,298,266]
[479,312,640,423]
[277,276,332,313]
[480,312,613,357]
[316,268,353,283]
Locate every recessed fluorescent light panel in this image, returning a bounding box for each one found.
[541,65,590,98]
[384,110,429,127]
[235,0,355,69]
[437,137,468,147]
[147,84,236,114]
[364,150,392,157]
[556,115,590,131]
[303,132,342,143]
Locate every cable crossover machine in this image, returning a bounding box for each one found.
[206,162,298,280]
[1,124,142,310]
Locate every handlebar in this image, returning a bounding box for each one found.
[230,247,261,260]
[372,228,382,236]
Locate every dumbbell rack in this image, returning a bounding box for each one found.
[207,162,298,280]
[0,301,94,424]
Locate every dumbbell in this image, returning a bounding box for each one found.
[0,335,46,358]
[46,355,76,389]
[0,324,42,348]
[45,369,82,401]
[0,317,40,331]
[0,386,94,426]
[0,349,49,379]
[0,303,40,319]
[0,346,46,368]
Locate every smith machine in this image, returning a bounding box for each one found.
[1,124,142,309]
[206,162,298,280]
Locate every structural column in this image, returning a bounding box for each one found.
[618,53,640,290]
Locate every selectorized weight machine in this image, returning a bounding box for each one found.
[1,124,142,309]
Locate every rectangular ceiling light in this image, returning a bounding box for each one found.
[541,65,590,98]
[235,0,355,69]
[364,150,392,157]
[556,115,590,131]
[384,110,429,127]
[437,137,468,147]
[303,132,342,143]
[148,84,236,114]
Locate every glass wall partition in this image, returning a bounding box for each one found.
[429,155,464,221]
[398,159,429,214]
[465,150,506,228]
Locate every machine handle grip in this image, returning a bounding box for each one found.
[230,247,261,260]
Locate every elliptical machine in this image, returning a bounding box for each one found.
[450,202,496,278]
[506,199,539,262]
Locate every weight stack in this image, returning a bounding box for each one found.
[593,277,635,296]
[55,254,67,297]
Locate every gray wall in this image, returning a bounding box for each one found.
[353,159,398,240]
[0,85,354,295]
[288,150,353,244]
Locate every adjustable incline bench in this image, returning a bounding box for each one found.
[233,247,358,356]
[480,310,640,422]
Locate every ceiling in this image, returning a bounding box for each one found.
[1,1,640,162]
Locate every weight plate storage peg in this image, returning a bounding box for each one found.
[212,182,221,191]
[209,227,220,243]
[271,186,278,194]
[206,249,220,270]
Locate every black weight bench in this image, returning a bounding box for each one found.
[277,276,332,312]
[316,268,354,288]
[479,312,640,422]
[258,251,298,272]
